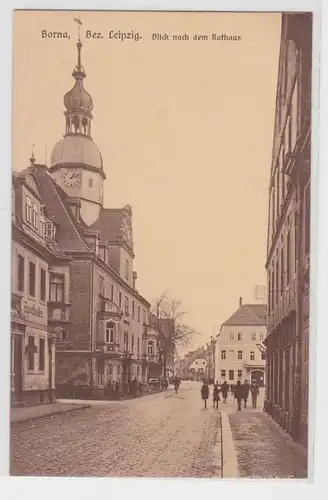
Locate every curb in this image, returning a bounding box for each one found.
[10,404,91,424]
[220,411,240,478]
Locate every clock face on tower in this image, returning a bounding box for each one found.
[63,169,81,188]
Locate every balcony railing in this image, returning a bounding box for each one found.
[95,342,121,355]
[98,296,122,321]
[48,303,70,323]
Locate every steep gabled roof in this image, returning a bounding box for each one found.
[223,304,267,327]
[33,165,91,254]
[89,208,123,242]
[244,304,267,324]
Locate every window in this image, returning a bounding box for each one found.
[110,284,114,302]
[230,332,234,341]
[29,261,36,297]
[39,338,45,371]
[237,350,243,360]
[40,268,46,302]
[237,332,242,341]
[221,369,226,379]
[131,334,134,353]
[99,276,105,296]
[261,353,266,360]
[105,322,115,343]
[250,351,255,361]
[260,333,264,342]
[25,196,32,223]
[148,341,154,355]
[124,331,129,351]
[138,306,141,322]
[50,275,64,302]
[143,309,146,324]
[40,220,44,237]
[221,350,226,360]
[27,336,35,370]
[132,301,135,318]
[32,202,38,228]
[137,338,140,356]
[118,291,122,309]
[125,296,129,316]
[88,178,93,188]
[125,259,129,280]
[252,333,256,341]
[229,369,234,381]
[17,254,24,292]
[286,230,291,285]
[237,370,242,379]
[44,222,54,239]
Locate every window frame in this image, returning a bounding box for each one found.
[39,337,45,371]
[237,332,242,341]
[28,261,36,298]
[250,351,255,361]
[237,350,243,360]
[25,196,32,224]
[221,350,226,360]
[40,268,46,303]
[105,321,115,343]
[17,254,24,293]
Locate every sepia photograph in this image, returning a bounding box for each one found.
[10,8,313,479]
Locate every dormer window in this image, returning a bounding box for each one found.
[32,202,38,228]
[25,196,32,223]
[44,221,54,239]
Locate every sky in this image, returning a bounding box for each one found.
[12,10,281,351]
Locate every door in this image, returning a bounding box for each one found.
[251,369,264,387]
[14,335,23,398]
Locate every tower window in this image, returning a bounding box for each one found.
[88,178,93,188]
[25,196,32,223]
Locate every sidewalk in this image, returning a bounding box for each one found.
[11,402,90,423]
[225,409,308,478]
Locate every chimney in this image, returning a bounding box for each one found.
[239,297,242,307]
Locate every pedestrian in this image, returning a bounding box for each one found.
[242,379,250,408]
[234,380,243,411]
[250,380,260,408]
[212,381,220,409]
[221,380,229,403]
[201,380,209,409]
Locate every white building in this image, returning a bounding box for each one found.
[189,357,207,381]
[215,298,267,386]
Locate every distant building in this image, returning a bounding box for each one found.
[264,12,311,448]
[189,357,207,381]
[214,298,267,386]
[205,337,216,381]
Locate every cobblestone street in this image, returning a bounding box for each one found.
[11,382,221,478]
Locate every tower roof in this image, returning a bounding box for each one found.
[63,40,93,113]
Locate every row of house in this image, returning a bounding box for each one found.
[11,38,166,406]
[264,12,311,448]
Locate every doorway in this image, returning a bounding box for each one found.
[251,369,265,387]
[13,335,23,399]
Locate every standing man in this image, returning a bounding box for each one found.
[201,380,209,409]
[234,380,243,411]
[243,379,250,408]
[221,380,229,403]
[212,381,220,409]
[250,380,260,408]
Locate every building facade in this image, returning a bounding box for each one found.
[264,13,311,448]
[205,337,216,381]
[23,38,153,397]
[214,298,267,386]
[11,167,62,405]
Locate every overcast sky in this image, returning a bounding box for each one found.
[13,10,281,351]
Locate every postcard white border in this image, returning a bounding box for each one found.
[0,0,325,498]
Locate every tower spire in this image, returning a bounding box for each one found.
[30,144,36,165]
[73,15,85,78]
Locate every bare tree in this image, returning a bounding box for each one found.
[151,292,198,378]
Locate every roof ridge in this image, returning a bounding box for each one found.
[242,304,265,324]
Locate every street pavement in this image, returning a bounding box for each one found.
[10,382,308,479]
[10,381,222,478]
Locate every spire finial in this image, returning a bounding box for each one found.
[73,15,84,75]
[30,144,36,165]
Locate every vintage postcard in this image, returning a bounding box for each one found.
[10,8,314,480]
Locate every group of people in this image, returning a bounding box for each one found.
[200,379,260,410]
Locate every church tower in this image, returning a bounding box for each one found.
[49,38,105,226]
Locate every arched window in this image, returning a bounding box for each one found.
[105,321,115,343]
[72,115,80,133]
[25,196,32,223]
[82,116,88,135]
[32,202,38,228]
